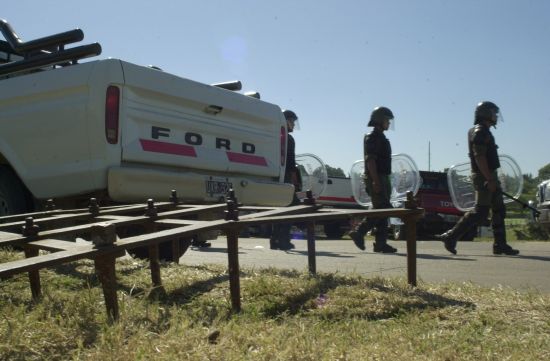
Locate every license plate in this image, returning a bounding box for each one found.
[205,177,233,198]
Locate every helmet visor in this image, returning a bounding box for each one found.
[287,119,300,131]
[491,110,503,127]
[388,117,395,131]
[496,110,503,124]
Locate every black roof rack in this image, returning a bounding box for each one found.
[0,19,101,78]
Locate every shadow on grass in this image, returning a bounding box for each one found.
[49,261,232,306]
[161,273,230,305]
[6,255,476,325]
[248,270,475,320]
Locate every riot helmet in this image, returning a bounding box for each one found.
[368,106,394,129]
[283,109,300,131]
[474,101,502,127]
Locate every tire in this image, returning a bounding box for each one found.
[0,166,30,216]
[324,221,345,239]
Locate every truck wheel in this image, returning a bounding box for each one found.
[0,166,29,216]
[324,221,345,239]
[393,225,407,240]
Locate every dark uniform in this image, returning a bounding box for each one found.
[445,124,506,243]
[284,133,300,187]
[469,123,506,245]
[437,101,518,255]
[349,106,397,253]
[270,110,302,250]
[354,128,393,246]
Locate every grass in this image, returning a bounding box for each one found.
[0,248,549,360]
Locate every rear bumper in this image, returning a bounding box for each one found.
[107,166,294,207]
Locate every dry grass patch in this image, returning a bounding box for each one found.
[0,248,549,360]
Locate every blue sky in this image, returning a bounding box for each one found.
[4,0,549,176]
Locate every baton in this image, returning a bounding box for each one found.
[484,181,541,217]
[500,190,541,217]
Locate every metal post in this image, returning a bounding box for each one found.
[91,222,119,322]
[22,217,41,300]
[88,198,100,217]
[306,221,316,275]
[148,244,162,288]
[23,247,41,300]
[94,255,118,322]
[225,195,241,312]
[304,190,317,275]
[405,216,417,287]
[226,227,241,312]
[403,192,419,287]
[144,199,163,289]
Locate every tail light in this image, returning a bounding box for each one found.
[280,126,287,166]
[105,86,120,144]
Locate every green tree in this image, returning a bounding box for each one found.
[537,163,550,182]
[325,165,346,177]
[519,173,537,204]
[507,163,550,213]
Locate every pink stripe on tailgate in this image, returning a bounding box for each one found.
[226,151,268,166]
[140,139,197,157]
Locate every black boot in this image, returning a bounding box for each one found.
[373,242,397,253]
[191,238,211,248]
[348,230,366,250]
[435,212,481,255]
[492,214,519,255]
[269,238,279,250]
[272,224,294,251]
[277,241,295,250]
[372,218,395,253]
[435,231,457,255]
[349,218,375,251]
[493,243,519,256]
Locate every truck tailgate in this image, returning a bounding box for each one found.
[119,62,284,179]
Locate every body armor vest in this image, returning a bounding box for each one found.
[468,124,500,173]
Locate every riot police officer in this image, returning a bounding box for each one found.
[436,101,519,255]
[349,106,397,253]
[270,109,302,250]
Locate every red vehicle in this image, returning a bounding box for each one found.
[392,171,476,240]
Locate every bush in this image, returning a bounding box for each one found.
[513,221,550,240]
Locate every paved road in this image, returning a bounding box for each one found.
[180,237,550,293]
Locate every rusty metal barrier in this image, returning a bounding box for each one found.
[0,190,424,321]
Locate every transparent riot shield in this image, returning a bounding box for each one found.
[350,153,421,207]
[295,153,328,200]
[447,154,523,212]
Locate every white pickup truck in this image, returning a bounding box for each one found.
[0,20,294,216]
